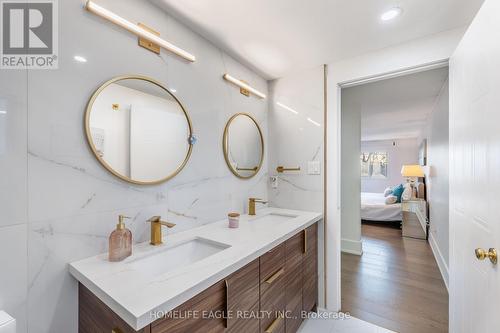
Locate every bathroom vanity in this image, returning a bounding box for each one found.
[70,208,321,333]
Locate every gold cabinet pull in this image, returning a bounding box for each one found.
[303,229,308,254]
[224,279,229,328]
[276,166,300,173]
[265,314,283,333]
[475,248,497,264]
[265,268,284,284]
[111,329,123,333]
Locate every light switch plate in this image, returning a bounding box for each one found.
[307,161,321,175]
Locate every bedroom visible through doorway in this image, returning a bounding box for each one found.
[340,67,450,333]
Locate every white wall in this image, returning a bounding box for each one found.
[130,104,188,182]
[0,1,268,332]
[268,66,325,307]
[268,67,324,212]
[421,79,449,286]
[340,88,362,255]
[327,27,466,310]
[361,139,419,193]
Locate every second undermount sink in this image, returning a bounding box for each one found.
[129,238,230,277]
[250,213,298,225]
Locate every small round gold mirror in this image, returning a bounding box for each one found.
[85,75,194,185]
[223,113,264,179]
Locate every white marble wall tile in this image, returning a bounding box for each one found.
[27,153,168,223]
[268,67,324,213]
[27,204,168,333]
[19,0,269,332]
[0,59,28,333]
[0,224,27,333]
[0,70,27,227]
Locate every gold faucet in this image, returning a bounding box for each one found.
[248,198,268,216]
[147,216,176,245]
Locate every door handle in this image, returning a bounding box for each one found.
[475,248,497,264]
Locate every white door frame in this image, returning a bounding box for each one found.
[326,57,450,310]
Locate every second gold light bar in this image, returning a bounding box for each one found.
[85,1,196,62]
[223,74,266,99]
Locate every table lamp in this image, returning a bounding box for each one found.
[401,164,425,199]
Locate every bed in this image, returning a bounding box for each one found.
[361,192,402,222]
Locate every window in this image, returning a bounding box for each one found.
[361,152,388,179]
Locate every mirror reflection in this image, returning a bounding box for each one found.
[85,76,193,185]
[223,113,264,179]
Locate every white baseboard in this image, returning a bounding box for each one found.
[341,238,362,255]
[429,232,449,291]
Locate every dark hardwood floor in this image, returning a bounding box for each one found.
[341,223,448,333]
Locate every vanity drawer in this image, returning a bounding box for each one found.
[284,231,305,333]
[303,223,318,312]
[151,280,226,333]
[260,274,285,333]
[260,262,285,333]
[260,243,285,285]
[260,244,285,333]
[79,283,150,333]
[226,259,260,332]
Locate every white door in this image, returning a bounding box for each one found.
[449,0,500,332]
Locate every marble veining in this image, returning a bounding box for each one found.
[0,0,269,332]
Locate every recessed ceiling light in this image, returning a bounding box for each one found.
[381,7,402,21]
[74,55,87,63]
[170,88,177,93]
[0,110,7,114]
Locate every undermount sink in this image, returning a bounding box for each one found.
[129,238,230,277]
[250,213,298,225]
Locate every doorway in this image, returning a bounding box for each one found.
[339,67,450,332]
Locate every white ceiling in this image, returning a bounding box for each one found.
[346,67,449,141]
[151,0,483,79]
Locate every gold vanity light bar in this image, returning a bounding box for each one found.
[223,74,266,99]
[85,1,196,62]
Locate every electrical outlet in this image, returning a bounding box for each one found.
[270,176,278,189]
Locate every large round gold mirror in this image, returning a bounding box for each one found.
[223,113,264,179]
[85,75,194,185]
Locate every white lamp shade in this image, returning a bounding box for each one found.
[401,164,424,177]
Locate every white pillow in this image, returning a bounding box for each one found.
[385,195,398,205]
[383,187,393,197]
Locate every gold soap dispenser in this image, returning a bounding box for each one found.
[108,215,132,262]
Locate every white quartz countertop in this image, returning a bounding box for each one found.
[69,207,322,330]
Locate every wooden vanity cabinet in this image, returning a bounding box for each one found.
[78,223,318,333]
[226,259,260,332]
[150,279,227,333]
[151,259,260,333]
[302,223,318,313]
[79,284,151,333]
[284,231,305,333]
[260,243,286,333]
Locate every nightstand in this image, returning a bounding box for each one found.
[401,199,428,240]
